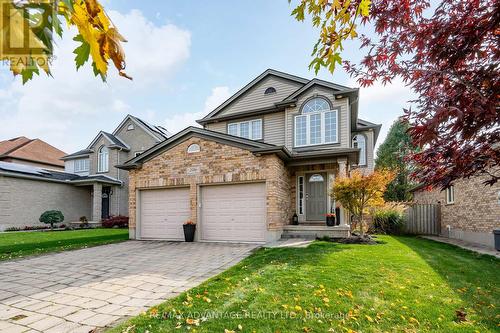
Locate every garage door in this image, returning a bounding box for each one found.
[201,183,266,242]
[139,187,190,240]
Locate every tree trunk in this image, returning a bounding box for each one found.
[359,211,364,236]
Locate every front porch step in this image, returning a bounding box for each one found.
[282,225,350,239]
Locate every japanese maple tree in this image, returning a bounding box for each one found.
[291,0,499,188]
[331,170,394,235]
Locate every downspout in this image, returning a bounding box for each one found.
[117,147,122,215]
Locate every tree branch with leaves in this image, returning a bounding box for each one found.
[331,169,394,235]
[1,0,131,83]
[290,0,499,188]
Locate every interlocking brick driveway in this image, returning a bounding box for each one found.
[0,241,257,333]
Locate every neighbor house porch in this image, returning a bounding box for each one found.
[70,176,124,224]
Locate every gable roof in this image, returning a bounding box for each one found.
[355,118,382,144]
[60,148,93,161]
[86,131,130,151]
[0,161,121,185]
[113,114,171,141]
[198,69,309,122]
[0,137,66,167]
[282,78,356,101]
[117,126,276,169]
[197,69,360,126]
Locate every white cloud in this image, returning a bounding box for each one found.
[0,9,191,153]
[203,86,231,113]
[162,86,231,135]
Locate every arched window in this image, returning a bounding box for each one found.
[352,134,367,166]
[302,97,330,113]
[127,123,134,131]
[98,146,109,172]
[187,143,201,153]
[295,97,338,146]
[264,87,276,95]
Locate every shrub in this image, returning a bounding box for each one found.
[102,215,128,228]
[39,210,64,229]
[372,209,405,235]
[79,216,89,228]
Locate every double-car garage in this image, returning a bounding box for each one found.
[138,182,267,243]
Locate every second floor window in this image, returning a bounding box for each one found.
[295,97,338,147]
[98,146,109,173]
[352,134,367,166]
[227,119,262,140]
[74,159,89,172]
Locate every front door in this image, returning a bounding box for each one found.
[101,187,110,219]
[306,173,327,221]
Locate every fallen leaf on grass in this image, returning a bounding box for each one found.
[455,309,467,322]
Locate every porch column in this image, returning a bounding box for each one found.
[92,183,102,221]
[337,160,349,226]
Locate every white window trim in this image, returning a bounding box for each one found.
[227,119,263,140]
[74,159,89,172]
[446,186,455,204]
[97,146,109,173]
[352,134,367,166]
[294,109,339,147]
[187,144,201,153]
[297,176,305,215]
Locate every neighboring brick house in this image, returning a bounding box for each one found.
[118,69,381,242]
[0,136,66,170]
[0,115,169,231]
[412,174,500,248]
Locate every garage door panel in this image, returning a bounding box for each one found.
[201,183,266,242]
[140,188,190,240]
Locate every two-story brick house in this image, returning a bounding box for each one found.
[119,69,381,242]
[62,115,170,221]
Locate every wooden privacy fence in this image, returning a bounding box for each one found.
[404,204,441,235]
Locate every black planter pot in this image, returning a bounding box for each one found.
[183,224,196,242]
[326,216,335,226]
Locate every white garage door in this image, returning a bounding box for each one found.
[201,183,266,242]
[139,187,190,240]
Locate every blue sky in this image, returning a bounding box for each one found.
[0,0,413,153]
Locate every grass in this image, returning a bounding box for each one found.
[0,228,129,261]
[110,236,499,333]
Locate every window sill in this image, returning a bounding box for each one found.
[293,142,341,150]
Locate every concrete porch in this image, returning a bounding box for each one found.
[282,225,350,239]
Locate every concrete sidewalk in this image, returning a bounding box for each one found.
[422,236,499,258]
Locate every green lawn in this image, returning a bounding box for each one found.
[110,236,499,333]
[0,228,129,261]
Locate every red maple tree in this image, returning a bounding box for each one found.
[347,0,500,187]
[293,0,500,187]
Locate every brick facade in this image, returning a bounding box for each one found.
[128,137,292,239]
[413,174,500,247]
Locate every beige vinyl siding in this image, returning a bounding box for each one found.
[205,122,226,133]
[285,86,350,149]
[204,111,286,146]
[263,111,285,146]
[218,75,303,116]
[352,130,374,173]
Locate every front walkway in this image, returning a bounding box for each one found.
[422,236,499,258]
[0,241,257,333]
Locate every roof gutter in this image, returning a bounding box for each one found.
[196,101,297,125]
